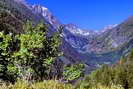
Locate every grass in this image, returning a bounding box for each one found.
[0,80,73,89]
[0,80,125,89]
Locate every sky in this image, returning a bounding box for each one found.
[26,0,133,30]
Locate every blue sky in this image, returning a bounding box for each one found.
[27,0,133,30]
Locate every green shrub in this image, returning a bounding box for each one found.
[63,64,85,81]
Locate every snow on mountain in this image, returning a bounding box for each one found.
[64,24,92,36]
[100,24,118,33]
[103,24,118,30]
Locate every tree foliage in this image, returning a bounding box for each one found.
[0,22,62,82]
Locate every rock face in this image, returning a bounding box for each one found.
[1,0,133,72]
[31,5,61,29]
[63,24,97,50]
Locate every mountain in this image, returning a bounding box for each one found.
[84,17,133,54]
[0,0,89,68]
[1,0,133,72]
[81,16,133,67]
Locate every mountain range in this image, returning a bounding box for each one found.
[1,0,133,72]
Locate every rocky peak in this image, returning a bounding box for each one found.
[31,5,48,16]
[31,5,61,29]
[64,24,95,36]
